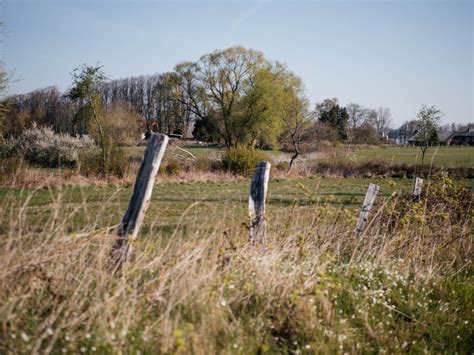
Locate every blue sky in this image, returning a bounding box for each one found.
[2,0,473,126]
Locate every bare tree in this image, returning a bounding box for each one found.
[281,92,312,171]
[371,107,392,137]
[346,103,364,130]
[346,103,373,144]
[97,72,192,136]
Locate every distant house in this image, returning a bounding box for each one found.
[439,131,457,146]
[407,130,423,146]
[408,127,474,146]
[448,127,474,146]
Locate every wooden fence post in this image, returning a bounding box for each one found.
[113,133,169,266]
[355,183,379,236]
[412,177,423,202]
[249,161,271,246]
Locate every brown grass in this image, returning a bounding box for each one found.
[0,176,472,353]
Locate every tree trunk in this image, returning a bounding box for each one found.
[421,147,427,166]
[90,101,106,166]
[287,149,299,172]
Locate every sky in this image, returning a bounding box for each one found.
[2,0,473,126]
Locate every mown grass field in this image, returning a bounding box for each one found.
[343,146,474,168]
[0,176,463,237]
[125,145,474,168]
[1,175,473,238]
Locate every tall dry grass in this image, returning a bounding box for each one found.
[0,176,472,353]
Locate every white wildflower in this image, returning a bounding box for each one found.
[21,332,29,342]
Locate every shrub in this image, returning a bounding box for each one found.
[165,160,181,175]
[193,156,222,172]
[221,146,269,175]
[381,175,472,233]
[102,103,143,146]
[275,161,289,172]
[310,161,474,179]
[0,137,17,158]
[78,149,101,176]
[79,139,129,178]
[2,124,95,168]
[194,156,211,171]
[351,123,380,145]
[0,155,25,184]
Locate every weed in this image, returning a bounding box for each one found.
[222,146,269,175]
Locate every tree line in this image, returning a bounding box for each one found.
[2,46,450,154]
[1,74,191,138]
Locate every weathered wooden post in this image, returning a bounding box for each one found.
[249,161,271,246]
[112,133,169,266]
[355,183,379,236]
[412,177,423,202]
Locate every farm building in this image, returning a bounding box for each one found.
[439,131,457,146]
[407,130,430,146]
[408,127,474,146]
[447,127,474,146]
